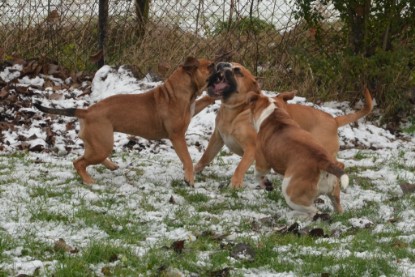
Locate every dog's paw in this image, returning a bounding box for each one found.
[193,163,204,173]
[255,178,273,191]
[230,182,244,189]
[263,178,274,191]
[312,213,331,222]
[183,179,194,188]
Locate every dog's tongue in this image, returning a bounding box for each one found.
[214,81,228,92]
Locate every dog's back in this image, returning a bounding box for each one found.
[256,97,348,186]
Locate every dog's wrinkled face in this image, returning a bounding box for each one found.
[180,57,214,95]
[206,62,246,100]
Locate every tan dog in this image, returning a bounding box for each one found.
[194,62,261,188]
[276,88,373,162]
[247,92,349,218]
[274,89,372,212]
[34,57,214,186]
[195,62,372,212]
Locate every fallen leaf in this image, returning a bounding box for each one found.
[101,266,111,276]
[171,240,185,254]
[287,222,300,235]
[313,213,331,222]
[209,267,230,277]
[263,178,274,191]
[0,86,9,99]
[47,63,61,76]
[90,50,104,64]
[45,127,55,145]
[66,121,76,130]
[54,238,78,253]
[308,228,326,238]
[17,135,27,141]
[314,198,325,204]
[169,195,176,204]
[230,243,255,262]
[30,144,44,152]
[78,86,92,97]
[109,253,118,262]
[391,239,408,249]
[400,183,415,194]
[19,142,30,151]
[48,92,63,100]
[14,85,29,94]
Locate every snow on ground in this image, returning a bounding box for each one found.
[0,63,415,276]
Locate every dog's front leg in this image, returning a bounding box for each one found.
[170,134,195,186]
[193,95,216,117]
[194,128,224,173]
[230,146,256,188]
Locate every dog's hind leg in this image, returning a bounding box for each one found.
[73,156,96,185]
[318,172,343,213]
[254,147,272,190]
[329,180,343,213]
[102,158,119,171]
[282,176,319,219]
[75,122,114,185]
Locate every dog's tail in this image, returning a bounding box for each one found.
[33,102,86,118]
[321,160,349,191]
[335,87,373,127]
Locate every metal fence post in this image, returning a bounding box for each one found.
[98,0,108,67]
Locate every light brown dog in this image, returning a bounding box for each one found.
[34,57,214,186]
[195,62,372,212]
[276,88,373,162]
[273,89,372,212]
[247,92,349,218]
[194,62,262,188]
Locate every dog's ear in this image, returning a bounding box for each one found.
[277,90,297,102]
[208,62,215,74]
[246,91,259,105]
[233,67,244,77]
[182,57,200,73]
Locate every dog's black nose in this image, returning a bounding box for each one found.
[215,62,232,72]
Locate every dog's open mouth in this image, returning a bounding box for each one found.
[207,71,231,98]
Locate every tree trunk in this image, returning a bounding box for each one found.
[346,0,371,55]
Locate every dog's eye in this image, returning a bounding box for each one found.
[233,67,244,77]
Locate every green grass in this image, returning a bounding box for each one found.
[0,150,414,276]
[402,117,415,134]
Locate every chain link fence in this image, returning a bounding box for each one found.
[0,0,338,90]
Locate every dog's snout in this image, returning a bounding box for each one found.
[215,62,232,72]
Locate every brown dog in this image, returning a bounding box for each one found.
[273,89,372,212]
[194,62,262,188]
[275,88,373,161]
[34,57,214,186]
[247,92,349,218]
[195,62,372,212]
